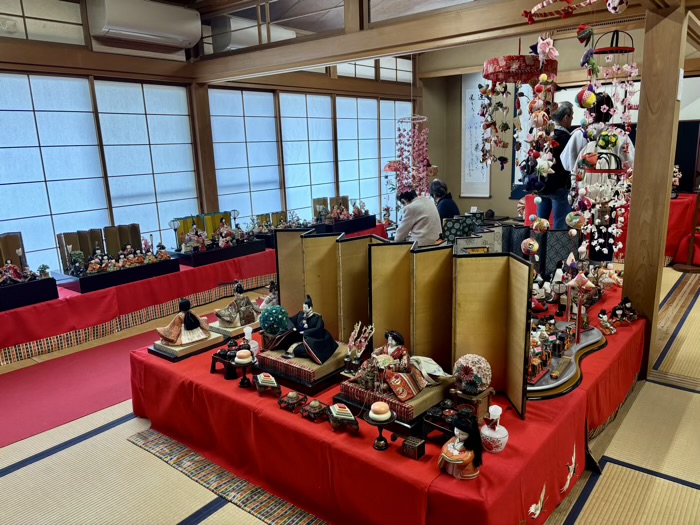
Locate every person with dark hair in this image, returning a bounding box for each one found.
[156,298,211,346]
[395,189,442,246]
[286,294,339,364]
[537,101,574,230]
[430,179,461,223]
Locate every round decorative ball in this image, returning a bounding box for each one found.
[577,197,593,212]
[453,354,492,395]
[260,305,289,335]
[534,196,542,205]
[534,84,544,94]
[529,214,537,222]
[566,211,586,229]
[576,87,596,109]
[539,73,548,83]
[569,229,578,238]
[607,0,628,14]
[532,217,550,234]
[521,237,540,256]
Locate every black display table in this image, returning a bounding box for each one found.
[52,258,181,294]
[0,278,59,312]
[313,215,376,235]
[255,233,275,249]
[169,240,265,268]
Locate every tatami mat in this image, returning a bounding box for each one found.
[659,267,684,305]
[604,382,700,486]
[574,462,700,525]
[657,285,700,379]
[200,503,268,525]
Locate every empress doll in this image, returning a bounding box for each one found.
[157,298,210,346]
[215,284,261,327]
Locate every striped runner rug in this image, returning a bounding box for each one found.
[128,429,327,525]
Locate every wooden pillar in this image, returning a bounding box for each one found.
[623,6,688,378]
[344,0,362,33]
[189,83,219,213]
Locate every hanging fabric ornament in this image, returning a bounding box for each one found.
[577,24,594,46]
[523,0,598,25]
[606,0,628,14]
[576,86,597,108]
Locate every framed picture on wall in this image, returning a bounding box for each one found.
[461,73,491,198]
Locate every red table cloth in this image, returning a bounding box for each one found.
[131,289,643,525]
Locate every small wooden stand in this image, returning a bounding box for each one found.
[363,411,397,451]
[448,388,495,424]
[210,354,239,380]
[253,374,282,397]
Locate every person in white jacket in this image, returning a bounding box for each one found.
[394,190,442,247]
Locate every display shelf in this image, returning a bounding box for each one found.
[0,278,59,312]
[52,258,181,294]
[168,240,265,267]
[313,215,377,235]
[255,233,275,249]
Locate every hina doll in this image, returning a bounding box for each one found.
[215,282,261,327]
[106,256,118,272]
[438,412,483,480]
[156,244,171,260]
[121,244,134,257]
[125,254,137,267]
[22,266,37,282]
[284,295,339,364]
[611,304,630,327]
[100,256,109,272]
[134,250,145,265]
[157,298,211,346]
[144,250,157,264]
[87,257,101,273]
[373,330,410,370]
[117,254,127,269]
[598,310,617,336]
[622,296,638,322]
[1,260,23,285]
[259,280,278,311]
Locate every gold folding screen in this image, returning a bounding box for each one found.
[303,233,340,340]
[275,229,311,314]
[0,232,25,267]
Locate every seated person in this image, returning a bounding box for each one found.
[285,295,338,364]
[430,179,461,223]
[395,189,442,247]
[157,298,210,346]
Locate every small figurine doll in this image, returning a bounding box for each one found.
[156,243,171,260]
[545,316,558,335]
[215,280,261,327]
[597,309,617,336]
[438,411,483,480]
[117,254,127,269]
[373,330,410,371]
[259,280,278,311]
[611,304,630,327]
[622,296,638,322]
[121,243,134,257]
[144,250,157,264]
[157,298,211,346]
[285,295,339,364]
[106,256,118,272]
[125,253,137,267]
[134,250,145,265]
[22,266,37,282]
[100,255,109,272]
[87,257,101,274]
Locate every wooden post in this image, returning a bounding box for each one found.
[623,6,688,378]
[189,83,219,214]
[345,0,362,33]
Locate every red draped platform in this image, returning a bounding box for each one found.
[131,287,643,525]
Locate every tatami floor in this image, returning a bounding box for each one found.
[1,269,699,525]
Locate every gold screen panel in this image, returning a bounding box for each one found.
[370,243,412,351]
[276,229,308,314]
[411,246,454,370]
[89,229,104,254]
[103,227,120,259]
[77,231,91,255]
[303,234,340,340]
[337,236,378,342]
[0,232,23,267]
[452,256,508,390]
[506,256,532,418]
[128,224,141,250]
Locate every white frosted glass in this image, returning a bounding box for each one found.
[216,168,249,195]
[397,70,413,83]
[397,58,412,72]
[245,117,277,142]
[52,209,110,234]
[309,141,334,163]
[0,14,23,39]
[113,203,159,233]
[355,65,375,79]
[43,146,102,180]
[0,215,54,251]
[360,177,379,198]
[36,112,97,146]
[337,140,358,161]
[335,97,357,118]
[147,115,191,144]
[25,249,59,272]
[357,99,378,119]
[308,118,332,140]
[26,19,84,45]
[243,91,275,117]
[247,141,278,167]
[285,186,311,210]
[23,0,81,22]
[152,144,194,173]
[380,68,397,82]
[284,164,310,187]
[339,181,359,200]
[359,139,378,159]
[336,119,358,140]
[108,174,156,206]
[358,119,378,139]
[380,139,396,157]
[251,189,282,215]
[214,142,248,169]
[211,116,245,143]
[379,101,395,120]
[0,111,38,147]
[379,57,397,68]
[155,171,197,201]
[218,193,252,218]
[249,165,280,191]
[281,117,308,141]
[0,74,32,110]
[0,147,43,183]
[95,81,144,114]
[359,158,379,179]
[158,199,199,230]
[30,76,91,111]
[47,178,107,213]
[98,113,148,145]
[336,63,355,77]
[381,171,395,194]
[396,101,412,120]
[209,89,243,117]
[312,183,335,199]
[279,93,307,117]
[307,95,331,118]
[356,59,375,67]
[143,85,188,115]
[338,160,358,181]
[363,196,379,215]
[0,182,49,220]
[0,1,22,16]
[380,119,396,138]
[282,141,309,165]
[310,162,334,185]
[103,145,152,176]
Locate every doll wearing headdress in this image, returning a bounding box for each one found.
[157,299,211,346]
[438,411,483,480]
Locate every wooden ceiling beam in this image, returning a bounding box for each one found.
[192,1,647,82]
[687,11,700,50]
